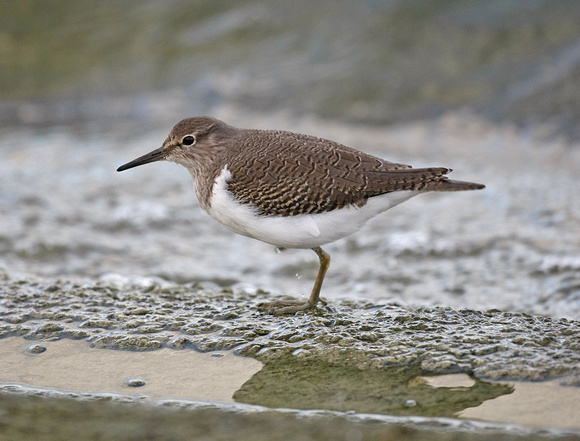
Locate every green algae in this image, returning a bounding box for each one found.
[233,356,513,418]
[2,392,575,441]
[1,274,580,437]
[1,274,579,383]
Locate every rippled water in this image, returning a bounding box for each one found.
[2,108,579,319]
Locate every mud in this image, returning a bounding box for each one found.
[1,273,578,384]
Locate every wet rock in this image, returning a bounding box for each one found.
[25,344,47,354]
[125,378,146,388]
[167,335,191,350]
[128,308,151,316]
[37,323,63,333]
[89,334,165,351]
[79,320,117,329]
[405,399,417,408]
[60,329,91,340]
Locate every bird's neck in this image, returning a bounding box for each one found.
[181,146,233,212]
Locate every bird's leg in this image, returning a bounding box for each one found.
[259,247,330,315]
[306,246,330,307]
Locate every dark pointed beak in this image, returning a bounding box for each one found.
[117,146,167,172]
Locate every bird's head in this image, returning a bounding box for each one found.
[117,116,236,172]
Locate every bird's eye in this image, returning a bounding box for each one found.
[182,135,195,145]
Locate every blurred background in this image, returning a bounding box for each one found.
[1,0,580,318]
[3,0,580,133]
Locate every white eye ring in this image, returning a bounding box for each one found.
[182,135,195,145]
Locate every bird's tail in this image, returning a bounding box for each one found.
[402,167,485,191]
[423,178,485,191]
[366,167,485,193]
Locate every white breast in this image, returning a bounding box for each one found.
[205,165,419,249]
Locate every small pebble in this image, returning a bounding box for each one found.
[26,344,47,354]
[125,378,146,388]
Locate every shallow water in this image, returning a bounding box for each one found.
[1,108,579,319]
[0,337,261,402]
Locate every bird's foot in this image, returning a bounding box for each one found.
[258,298,327,315]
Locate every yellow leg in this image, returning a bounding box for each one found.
[307,247,330,306]
[258,247,330,315]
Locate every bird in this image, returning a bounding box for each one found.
[117,116,484,314]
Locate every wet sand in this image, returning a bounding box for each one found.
[0,337,261,402]
[421,373,580,430]
[459,379,580,430]
[0,336,579,436]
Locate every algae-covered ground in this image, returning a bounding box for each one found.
[1,272,580,439]
[2,272,579,385]
[233,359,513,417]
[2,272,579,383]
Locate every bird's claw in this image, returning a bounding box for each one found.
[258,298,327,315]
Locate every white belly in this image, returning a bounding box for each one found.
[204,166,418,249]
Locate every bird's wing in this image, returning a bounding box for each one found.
[225,130,457,216]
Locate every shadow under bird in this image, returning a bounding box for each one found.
[117,117,484,314]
